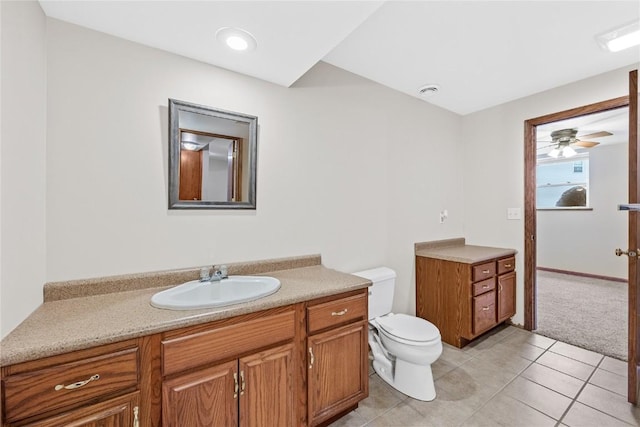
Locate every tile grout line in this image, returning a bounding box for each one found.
[554,355,613,427]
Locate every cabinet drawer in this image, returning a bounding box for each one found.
[308,293,367,334]
[162,310,295,376]
[472,262,495,282]
[473,291,496,334]
[498,257,516,275]
[472,277,495,296]
[3,347,139,423]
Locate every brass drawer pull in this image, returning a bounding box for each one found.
[482,306,490,311]
[504,264,512,268]
[331,309,348,316]
[481,269,491,274]
[54,374,100,391]
[482,284,490,289]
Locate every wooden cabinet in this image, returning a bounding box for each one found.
[1,290,369,427]
[20,392,140,427]
[306,292,368,427]
[160,309,298,427]
[1,340,140,427]
[416,254,516,348]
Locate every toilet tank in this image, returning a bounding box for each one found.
[352,267,396,320]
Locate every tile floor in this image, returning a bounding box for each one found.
[330,325,640,427]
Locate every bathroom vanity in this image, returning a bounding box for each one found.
[415,238,517,348]
[0,255,369,427]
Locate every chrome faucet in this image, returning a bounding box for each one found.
[211,265,229,281]
[199,265,229,282]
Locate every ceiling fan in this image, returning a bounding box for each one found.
[537,128,612,158]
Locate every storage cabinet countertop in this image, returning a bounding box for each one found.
[1,256,371,367]
[415,238,517,264]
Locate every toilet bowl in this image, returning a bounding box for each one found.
[353,267,442,401]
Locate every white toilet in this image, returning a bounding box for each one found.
[353,267,442,401]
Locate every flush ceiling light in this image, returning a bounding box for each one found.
[596,20,640,52]
[216,27,257,52]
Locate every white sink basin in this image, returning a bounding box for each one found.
[150,276,281,310]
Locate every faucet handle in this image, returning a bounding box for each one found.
[214,265,228,279]
[199,266,212,282]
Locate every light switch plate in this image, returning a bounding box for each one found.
[507,207,521,220]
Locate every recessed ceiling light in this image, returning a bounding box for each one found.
[216,27,257,52]
[596,20,640,52]
[418,84,440,98]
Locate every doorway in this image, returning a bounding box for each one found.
[524,95,633,397]
[533,107,629,360]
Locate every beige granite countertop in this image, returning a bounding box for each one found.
[415,238,517,264]
[0,255,371,367]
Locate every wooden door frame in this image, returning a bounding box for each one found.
[523,96,629,331]
[628,69,639,404]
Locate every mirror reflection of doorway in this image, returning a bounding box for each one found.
[178,129,242,202]
[533,106,629,360]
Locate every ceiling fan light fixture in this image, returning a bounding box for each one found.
[216,27,257,52]
[596,20,640,52]
[548,148,561,158]
[563,146,577,158]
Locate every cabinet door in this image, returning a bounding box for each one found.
[307,322,367,427]
[497,272,516,322]
[22,392,139,427]
[162,360,237,427]
[239,343,295,427]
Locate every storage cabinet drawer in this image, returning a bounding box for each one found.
[472,277,495,296]
[473,291,496,334]
[3,347,139,423]
[162,310,295,376]
[498,257,516,275]
[472,262,495,282]
[307,293,367,334]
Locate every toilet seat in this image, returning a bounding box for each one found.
[376,313,440,344]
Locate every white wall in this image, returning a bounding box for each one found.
[41,19,464,322]
[2,8,636,336]
[538,143,627,279]
[1,1,47,337]
[462,64,638,326]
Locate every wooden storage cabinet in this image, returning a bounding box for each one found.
[160,309,297,427]
[416,254,516,348]
[2,290,370,427]
[306,292,368,427]
[1,340,140,427]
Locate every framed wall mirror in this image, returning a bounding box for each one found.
[168,99,257,209]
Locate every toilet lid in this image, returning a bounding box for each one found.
[376,313,440,342]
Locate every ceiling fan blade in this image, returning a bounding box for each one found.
[572,140,600,148]
[578,131,612,139]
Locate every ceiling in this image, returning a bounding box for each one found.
[38,1,640,116]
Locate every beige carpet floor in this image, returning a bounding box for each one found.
[534,270,627,361]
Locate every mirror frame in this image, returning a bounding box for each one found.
[168,98,258,209]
